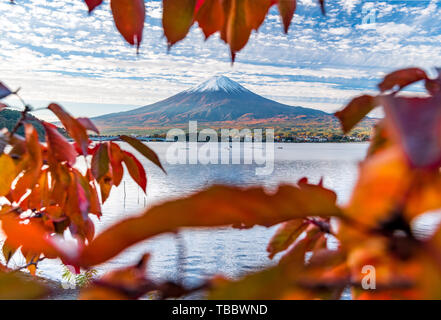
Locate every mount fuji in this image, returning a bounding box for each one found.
[92,76,353,134]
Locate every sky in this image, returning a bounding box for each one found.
[0,0,440,121]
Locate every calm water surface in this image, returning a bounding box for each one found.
[31,142,440,293]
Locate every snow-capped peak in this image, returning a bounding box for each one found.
[186,75,251,94]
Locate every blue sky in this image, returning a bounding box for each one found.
[0,0,440,121]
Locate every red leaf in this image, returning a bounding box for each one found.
[91,143,110,181]
[381,93,441,168]
[0,103,7,111]
[110,0,145,50]
[278,0,296,33]
[84,0,103,12]
[245,0,273,31]
[120,135,165,173]
[78,182,340,267]
[43,122,77,165]
[195,0,224,39]
[224,0,253,61]
[335,95,379,134]
[163,0,197,46]
[48,103,89,156]
[77,117,100,134]
[378,68,428,93]
[99,171,113,203]
[122,151,146,192]
[318,0,325,15]
[108,142,124,187]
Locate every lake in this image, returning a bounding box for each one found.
[27,142,441,296]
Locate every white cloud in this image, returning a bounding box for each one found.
[0,0,438,120]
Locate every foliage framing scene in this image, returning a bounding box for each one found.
[0,0,441,302]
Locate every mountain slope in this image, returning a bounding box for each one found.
[92,76,371,135]
[0,109,46,139]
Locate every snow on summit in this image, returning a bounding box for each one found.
[187,76,251,94]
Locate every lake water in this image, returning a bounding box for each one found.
[19,142,441,296]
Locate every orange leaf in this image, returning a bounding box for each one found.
[345,146,410,227]
[47,103,89,156]
[120,135,165,173]
[0,272,48,299]
[98,171,113,203]
[79,254,152,300]
[78,182,340,267]
[43,122,77,165]
[0,215,69,262]
[225,0,252,61]
[277,0,296,33]
[335,95,379,134]
[111,0,145,50]
[195,0,224,39]
[378,68,428,93]
[245,0,272,31]
[267,219,308,259]
[0,154,16,197]
[24,123,43,184]
[163,0,196,46]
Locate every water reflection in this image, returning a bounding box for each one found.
[33,142,441,297]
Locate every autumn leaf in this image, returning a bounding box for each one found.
[2,240,17,265]
[79,254,153,300]
[111,0,145,50]
[78,181,340,267]
[267,219,308,259]
[98,171,113,203]
[381,93,441,168]
[345,146,410,228]
[209,235,312,299]
[48,103,89,156]
[195,0,224,39]
[122,151,147,192]
[77,117,100,134]
[163,0,196,46]
[0,272,48,299]
[120,135,166,173]
[24,123,43,185]
[0,82,12,99]
[224,0,252,61]
[108,142,124,187]
[378,68,428,93]
[366,120,393,158]
[84,0,103,13]
[245,0,272,31]
[0,215,70,262]
[0,154,16,196]
[335,95,379,134]
[278,0,296,33]
[91,143,110,181]
[43,122,77,165]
